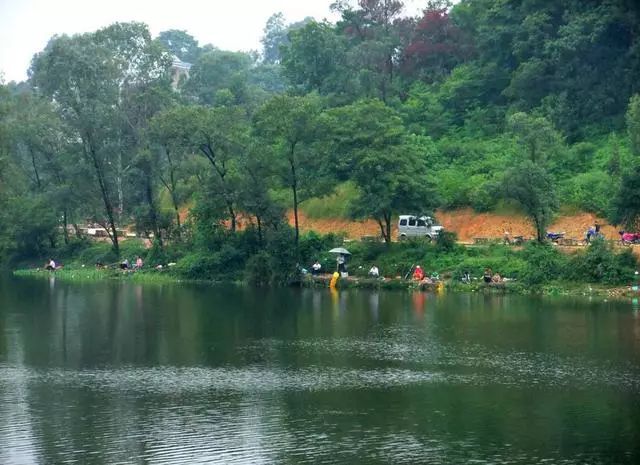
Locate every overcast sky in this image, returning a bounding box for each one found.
[0,0,427,83]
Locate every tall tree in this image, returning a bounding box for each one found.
[30,22,172,255]
[261,13,314,65]
[504,112,561,242]
[149,108,191,233]
[402,3,470,83]
[254,94,330,245]
[184,50,253,106]
[328,99,435,244]
[332,0,408,102]
[151,105,249,232]
[507,112,563,163]
[280,21,348,95]
[261,13,288,65]
[504,160,558,243]
[157,29,201,63]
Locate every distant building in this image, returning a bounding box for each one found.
[170,56,192,89]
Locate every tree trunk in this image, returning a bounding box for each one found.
[86,136,119,255]
[173,201,181,235]
[290,162,299,245]
[145,175,163,248]
[63,209,69,245]
[385,212,392,248]
[168,162,181,234]
[199,143,237,232]
[377,219,388,244]
[228,205,237,232]
[117,150,124,220]
[159,159,182,237]
[534,216,544,243]
[30,147,41,190]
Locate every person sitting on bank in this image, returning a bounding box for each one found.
[311,260,322,275]
[369,265,380,278]
[483,268,492,283]
[413,265,425,281]
[45,259,56,271]
[135,256,143,269]
[119,258,130,270]
[337,254,346,273]
[492,272,502,283]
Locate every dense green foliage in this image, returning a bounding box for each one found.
[2,0,640,282]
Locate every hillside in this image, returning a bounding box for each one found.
[289,208,618,243]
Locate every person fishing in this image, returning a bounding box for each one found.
[413,265,424,281]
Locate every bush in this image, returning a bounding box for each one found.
[565,238,637,284]
[436,231,458,252]
[245,251,275,287]
[175,244,246,281]
[298,231,343,264]
[517,242,566,286]
[77,243,118,266]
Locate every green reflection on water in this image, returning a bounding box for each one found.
[1,276,639,464]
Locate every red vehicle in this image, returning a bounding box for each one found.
[620,231,640,245]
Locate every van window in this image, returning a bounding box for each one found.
[399,219,407,226]
[408,218,416,226]
[417,219,426,227]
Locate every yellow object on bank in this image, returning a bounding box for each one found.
[330,271,340,289]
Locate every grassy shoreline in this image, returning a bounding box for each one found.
[13,267,639,301]
[13,267,185,285]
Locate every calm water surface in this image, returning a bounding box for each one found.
[1,275,639,464]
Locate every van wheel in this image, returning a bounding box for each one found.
[425,235,432,242]
[399,235,407,241]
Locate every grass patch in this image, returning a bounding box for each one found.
[14,266,178,284]
[301,182,358,219]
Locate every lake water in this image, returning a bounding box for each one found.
[1,275,639,464]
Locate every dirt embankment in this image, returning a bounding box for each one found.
[181,206,616,242]
[287,208,618,243]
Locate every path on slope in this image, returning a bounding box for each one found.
[288,208,619,243]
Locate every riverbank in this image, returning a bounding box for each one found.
[13,267,182,285]
[10,229,640,302]
[301,274,637,300]
[13,266,640,302]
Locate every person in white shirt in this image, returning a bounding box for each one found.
[369,265,380,277]
[311,260,322,275]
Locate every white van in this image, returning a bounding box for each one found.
[398,215,443,241]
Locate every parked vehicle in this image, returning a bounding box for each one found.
[620,231,640,245]
[546,231,565,243]
[398,215,443,241]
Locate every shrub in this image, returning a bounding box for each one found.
[436,231,458,252]
[565,238,637,284]
[245,251,275,287]
[77,243,118,266]
[517,242,566,286]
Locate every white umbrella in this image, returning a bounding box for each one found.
[328,247,351,255]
